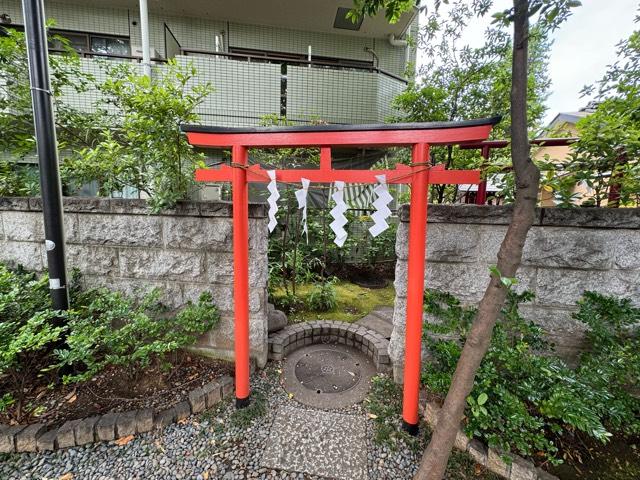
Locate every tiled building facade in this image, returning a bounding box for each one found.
[0,0,417,126]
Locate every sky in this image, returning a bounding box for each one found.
[417,0,639,125]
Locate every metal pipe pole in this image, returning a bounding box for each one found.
[138,0,151,77]
[21,0,69,311]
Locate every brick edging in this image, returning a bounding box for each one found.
[268,320,391,373]
[0,375,234,454]
[423,402,559,480]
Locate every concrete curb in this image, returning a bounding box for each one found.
[422,402,559,480]
[268,320,392,373]
[0,375,233,454]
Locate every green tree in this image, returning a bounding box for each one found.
[0,25,98,195]
[351,1,580,478]
[544,23,640,207]
[392,2,551,202]
[62,60,213,212]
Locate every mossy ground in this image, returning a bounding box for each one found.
[271,280,396,322]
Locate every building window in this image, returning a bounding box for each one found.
[90,36,129,56]
[48,29,130,57]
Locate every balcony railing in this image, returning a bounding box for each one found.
[179,48,408,84]
[53,46,408,127]
[48,48,167,63]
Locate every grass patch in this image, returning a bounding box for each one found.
[365,374,425,452]
[272,280,396,322]
[229,390,268,428]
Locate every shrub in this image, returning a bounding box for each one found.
[306,279,338,312]
[421,289,640,465]
[62,60,213,212]
[0,262,221,419]
[55,288,220,383]
[0,265,65,411]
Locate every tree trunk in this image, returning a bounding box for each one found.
[414,1,540,478]
[607,154,627,208]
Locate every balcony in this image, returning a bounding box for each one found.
[60,49,407,127]
[176,49,407,126]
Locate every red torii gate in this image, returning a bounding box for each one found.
[182,117,499,432]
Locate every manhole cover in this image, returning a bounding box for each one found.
[295,349,362,393]
[282,343,376,409]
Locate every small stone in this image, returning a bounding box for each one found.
[75,416,100,445]
[154,407,176,429]
[487,448,511,477]
[36,428,59,452]
[510,456,537,480]
[219,376,234,398]
[202,381,222,408]
[136,409,154,433]
[189,388,206,414]
[96,413,118,442]
[16,423,46,452]
[56,420,82,449]
[467,439,488,465]
[268,306,288,333]
[0,425,26,453]
[174,401,191,422]
[115,411,137,437]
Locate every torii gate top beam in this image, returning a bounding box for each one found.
[181,116,501,148]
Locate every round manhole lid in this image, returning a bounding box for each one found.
[295,348,362,394]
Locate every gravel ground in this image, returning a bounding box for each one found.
[0,363,421,480]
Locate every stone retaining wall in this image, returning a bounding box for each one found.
[0,197,269,366]
[390,204,640,377]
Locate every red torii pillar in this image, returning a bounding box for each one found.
[182,118,498,431]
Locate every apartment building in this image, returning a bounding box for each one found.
[0,0,418,126]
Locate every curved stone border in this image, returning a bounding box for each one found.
[423,402,559,480]
[0,375,233,454]
[268,320,391,373]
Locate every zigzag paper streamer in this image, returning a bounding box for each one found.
[369,174,393,237]
[295,177,310,243]
[266,170,280,232]
[329,181,348,247]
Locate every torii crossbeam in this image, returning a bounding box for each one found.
[182,117,499,433]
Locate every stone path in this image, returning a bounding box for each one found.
[261,406,367,480]
[0,363,421,480]
[356,306,394,339]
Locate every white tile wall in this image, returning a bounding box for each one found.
[0,0,412,125]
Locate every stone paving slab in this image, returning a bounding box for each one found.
[260,405,368,480]
[356,306,394,339]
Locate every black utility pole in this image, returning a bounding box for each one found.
[21,0,69,310]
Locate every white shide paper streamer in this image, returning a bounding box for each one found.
[295,177,311,242]
[369,174,393,237]
[329,181,348,247]
[266,170,280,232]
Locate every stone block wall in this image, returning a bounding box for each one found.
[0,197,269,367]
[390,204,640,378]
